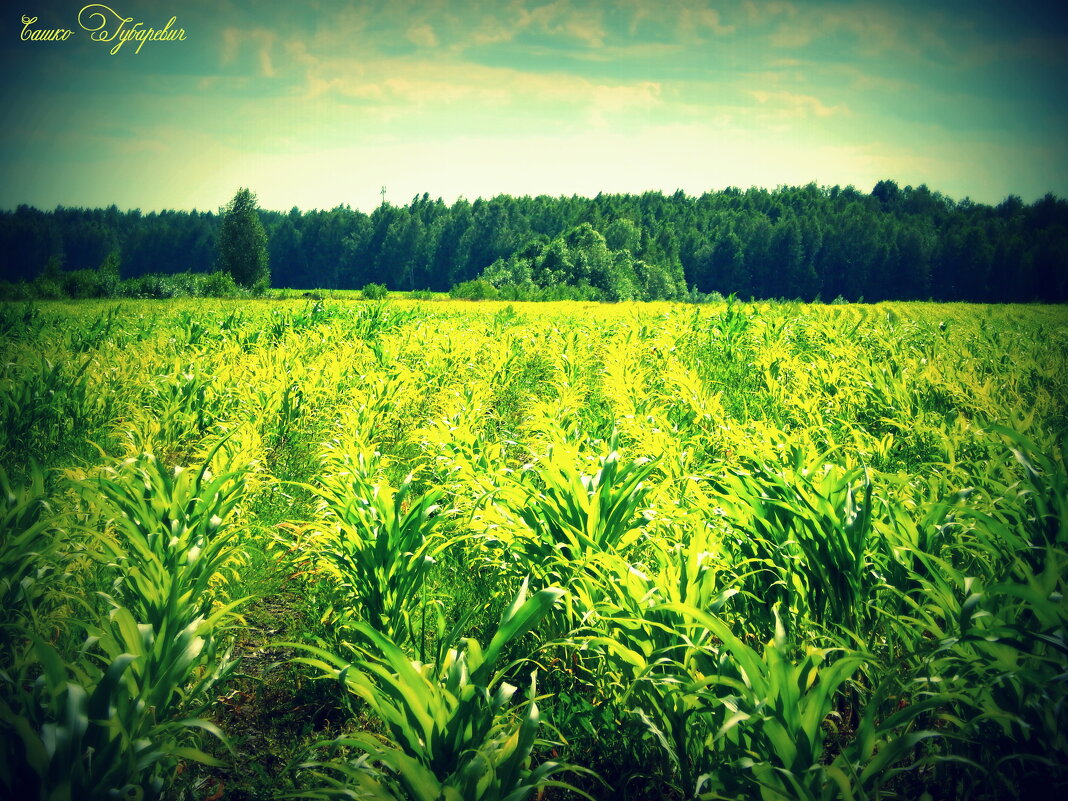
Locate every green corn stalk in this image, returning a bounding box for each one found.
[0,466,63,632]
[896,430,1068,798]
[308,464,447,650]
[668,605,938,801]
[714,451,878,635]
[91,445,247,737]
[0,630,230,801]
[0,447,246,800]
[503,443,656,583]
[563,551,734,797]
[273,380,305,450]
[0,302,43,340]
[287,579,592,801]
[70,306,124,353]
[0,355,95,467]
[91,449,247,637]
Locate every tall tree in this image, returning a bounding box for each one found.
[711,231,749,296]
[218,188,269,289]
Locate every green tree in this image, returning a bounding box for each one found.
[602,248,638,301]
[565,223,612,289]
[773,215,817,299]
[218,188,269,290]
[604,217,641,253]
[535,238,573,287]
[894,224,932,300]
[711,231,749,296]
[634,258,680,300]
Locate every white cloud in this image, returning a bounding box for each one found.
[219,26,278,77]
[749,89,847,119]
[763,2,952,60]
[517,0,607,48]
[406,23,439,48]
[677,4,734,40]
[293,54,662,123]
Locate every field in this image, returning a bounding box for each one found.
[1,297,1066,800]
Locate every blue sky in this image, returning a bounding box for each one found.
[1,0,1066,211]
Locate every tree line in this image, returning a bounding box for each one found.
[1,180,1066,302]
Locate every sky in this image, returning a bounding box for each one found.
[1,0,1066,212]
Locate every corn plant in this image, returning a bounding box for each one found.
[562,551,731,796]
[894,430,1068,798]
[89,449,248,731]
[0,448,246,800]
[272,380,306,451]
[553,522,734,793]
[981,425,1067,558]
[288,580,590,801]
[91,449,247,638]
[713,451,878,635]
[0,630,230,801]
[0,466,63,632]
[69,305,124,353]
[0,355,95,466]
[500,443,656,583]
[0,301,43,340]
[669,606,939,801]
[347,300,416,342]
[925,565,1068,798]
[304,462,448,650]
[149,363,214,450]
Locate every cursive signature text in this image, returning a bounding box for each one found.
[77,3,186,54]
[21,15,74,40]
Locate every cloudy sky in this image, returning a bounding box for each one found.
[1,0,1066,212]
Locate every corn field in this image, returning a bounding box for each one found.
[1,297,1066,801]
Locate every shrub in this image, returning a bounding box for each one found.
[449,278,499,300]
[31,277,66,299]
[0,281,31,301]
[61,269,108,299]
[361,282,388,300]
[119,273,190,299]
[199,270,242,297]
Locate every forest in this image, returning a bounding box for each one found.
[1,180,1067,302]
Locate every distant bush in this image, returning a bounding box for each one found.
[31,277,65,300]
[361,282,388,300]
[198,271,242,297]
[61,269,111,299]
[1,268,249,300]
[409,289,434,300]
[494,282,539,302]
[0,281,32,301]
[449,278,499,300]
[119,273,193,299]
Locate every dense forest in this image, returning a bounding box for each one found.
[2,181,1067,302]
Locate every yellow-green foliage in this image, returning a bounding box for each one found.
[1,298,1066,800]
